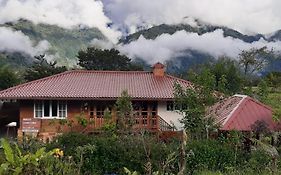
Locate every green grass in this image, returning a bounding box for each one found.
[266,88,281,119]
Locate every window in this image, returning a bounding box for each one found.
[166,101,174,111]
[35,101,43,118]
[34,100,67,118]
[167,101,187,111]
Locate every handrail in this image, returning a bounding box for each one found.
[158,115,174,131]
[87,114,174,132]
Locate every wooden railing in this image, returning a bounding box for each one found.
[87,114,174,132]
[159,116,174,131]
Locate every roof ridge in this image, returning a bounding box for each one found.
[245,96,272,111]
[234,94,272,111]
[222,95,246,125]
[165,74,192,85]
[68,70,151,73]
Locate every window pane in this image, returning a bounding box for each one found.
[35,101,42,118]
[52,101,58,117]
[166,101,174,111]
[44,101,50,117]
[58,101,67,118]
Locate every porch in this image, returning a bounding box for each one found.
[82,101,175,132]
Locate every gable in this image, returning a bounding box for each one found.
[223,97,274,131]
[207,95,275,131]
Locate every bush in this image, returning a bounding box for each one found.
[47,132,92,155]
[0,138,78,175]
[48,132,179,174]
[247,149,272,172]
[186,139,242,173]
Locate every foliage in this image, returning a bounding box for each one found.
[0,64,21,90]
[47,132,92,156]
[76,115,89,128]
[24,55,67,82]
[115,90,134,132]
[185,139,241,174]
[251,120,270,139]
[174,81,217,139]
[257,79,269,102]
[77,47,143,71]
[48,132,178,175]
[187,57,243,95]
[266,72,281,91]
[101,107,116,135]
[239,46,273,76]
[0,138,78,175]
[210,57,243,94]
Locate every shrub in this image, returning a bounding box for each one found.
[47,132,92,155]
[48,132,179,174]
[185,139,241,173]
[247,149,272,172]
[0,138,78,175]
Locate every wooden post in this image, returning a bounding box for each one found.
[156,115,159,131]
[178,130,187,175]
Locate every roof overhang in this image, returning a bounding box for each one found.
[0,97,175,101]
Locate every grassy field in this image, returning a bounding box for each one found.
[266,88,281,119]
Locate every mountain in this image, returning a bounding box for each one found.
[120,23,281,74]
[1,20,280,74]
[120,23,266,44]
[0,19,106,68]
[268,30,281,41]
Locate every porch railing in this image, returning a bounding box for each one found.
[87,114,174,132]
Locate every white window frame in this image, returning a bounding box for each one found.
[34,100,67,119]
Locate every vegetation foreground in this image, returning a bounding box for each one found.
[0,130,281,175]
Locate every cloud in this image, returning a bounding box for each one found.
[104,0,281,35]
[118,30,281,64]
[90,39,115,50]
[0,27,49,56]
[0,0,121,43]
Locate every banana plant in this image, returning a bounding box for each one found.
[0,138,54,175]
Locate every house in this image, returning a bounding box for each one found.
[206,94,276,131]
[0,63,191,140]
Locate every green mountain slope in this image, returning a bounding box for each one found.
[120,23,265,44]
[0,19,106,67]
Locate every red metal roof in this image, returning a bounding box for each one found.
[0,70,192,100]
[207,95,275,131]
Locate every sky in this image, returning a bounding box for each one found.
[1,0,281,63]
[103,0,281,35]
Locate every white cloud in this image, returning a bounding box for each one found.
[0,27,49,56]
[104,0,281,34]
[90,39,115,50]
[119,30,281,64]
[0,0,121,43]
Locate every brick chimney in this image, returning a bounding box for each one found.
[152,62,165,77]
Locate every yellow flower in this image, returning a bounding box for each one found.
[53,148,64,158]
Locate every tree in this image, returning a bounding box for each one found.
[211,57,243,94]
[77,47,143,71]
[115,90,134,132]
[257,79,269,103]
[0,65,21,90]
[239,47,273,76]
[187,57,243,95]
[174,80,217,140]
[24,55,67,82]
[266,72,281,91]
